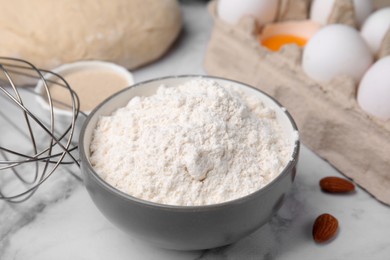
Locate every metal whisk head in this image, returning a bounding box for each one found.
[0,57,83,203]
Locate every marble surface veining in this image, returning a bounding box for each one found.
[1,2,390,260]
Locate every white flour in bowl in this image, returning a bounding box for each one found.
[90,79,291,206]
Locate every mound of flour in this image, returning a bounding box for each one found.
[90,79,291,206]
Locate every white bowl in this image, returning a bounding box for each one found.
[35,60,134,142]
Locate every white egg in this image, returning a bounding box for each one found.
[217,0,278,26]
[310,0,373,27]
[361,7,390,56]
[302,24,373,83]
[357,56,390,120]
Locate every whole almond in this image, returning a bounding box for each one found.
[312,213,339,243]
[319,176,355,193]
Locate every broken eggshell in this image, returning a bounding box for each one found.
[259,20,322,51]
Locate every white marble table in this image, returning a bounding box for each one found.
[1,2,390,260]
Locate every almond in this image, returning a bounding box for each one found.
[319,176,355,193]
[312,213,339,243]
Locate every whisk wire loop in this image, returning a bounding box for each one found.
[0,57,82,203]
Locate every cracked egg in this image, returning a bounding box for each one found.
[259,20,322,52]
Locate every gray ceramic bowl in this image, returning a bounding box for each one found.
[79,75,300,250]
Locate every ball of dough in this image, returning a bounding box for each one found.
[0,0,182,70]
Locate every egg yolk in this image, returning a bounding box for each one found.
[261,35,308,51]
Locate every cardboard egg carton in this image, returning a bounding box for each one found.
[204,0,390,205]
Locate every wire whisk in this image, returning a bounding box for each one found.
[0,57,84,203]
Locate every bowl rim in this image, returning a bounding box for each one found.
[79,75,300,212]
